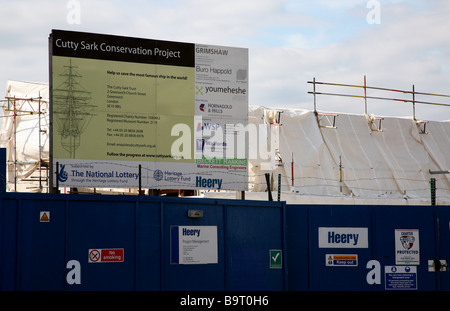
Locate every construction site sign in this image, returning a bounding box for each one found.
[49,30,248,190]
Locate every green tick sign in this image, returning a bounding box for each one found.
[270,249,282,269]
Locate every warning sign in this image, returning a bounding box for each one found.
[40,211,50,222]
[88,248,124,263]
[326,254,358,267]
[385,265,417,290]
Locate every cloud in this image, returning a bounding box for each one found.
[0,0,449,121]
[250,0,450,120]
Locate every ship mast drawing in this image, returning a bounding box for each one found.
[53,59,96,158]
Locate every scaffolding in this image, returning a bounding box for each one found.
[0,81,49,192]
[308,76,450,130]
[2,78,449,203]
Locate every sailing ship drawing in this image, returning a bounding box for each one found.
[53,59,96,158]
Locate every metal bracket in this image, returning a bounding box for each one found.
[416,120,429,134]
[368,116,384,132]
[317,112,338,129]
[428,259,448,272]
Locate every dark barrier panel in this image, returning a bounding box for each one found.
[225,203,287,291]
[287,204,450,291]
[2,192,450,291]
[308,205,374,291]
[0,193,286,291]
[437,206,450,291]
[371,206,438,291]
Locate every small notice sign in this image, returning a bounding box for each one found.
[270,250,282,269]
[40,211,50,222]
[326,254,358,267]
[395,229,420,265]
[385,266,417,290]
[170,226,218,265]
[88,248,124,263]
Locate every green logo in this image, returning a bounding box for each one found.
[269,249,282,269]
[196,86,204,95]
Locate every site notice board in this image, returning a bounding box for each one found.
[49,30,248,191]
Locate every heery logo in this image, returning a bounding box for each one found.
[319,227,369,248]
[195,176,222,189]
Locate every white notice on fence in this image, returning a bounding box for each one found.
[170,225,218,264]
[395,229,420,265]
[318,227,369,248]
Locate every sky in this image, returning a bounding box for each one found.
[1,0,449,121]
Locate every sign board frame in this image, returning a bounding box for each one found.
[49,29,248,191]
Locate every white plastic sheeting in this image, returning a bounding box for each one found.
[0,80,49,192]
[2,81,449,204]
[208,106,450,205]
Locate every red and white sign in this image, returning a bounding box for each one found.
[88,248,124,263]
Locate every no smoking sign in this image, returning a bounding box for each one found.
[88,248,124,263]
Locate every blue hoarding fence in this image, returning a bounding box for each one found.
[0,192,286,291]
[1,191,450,291]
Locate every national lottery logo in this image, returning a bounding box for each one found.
[58,164,68,182]
[153,169,164,181]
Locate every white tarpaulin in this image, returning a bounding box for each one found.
[0,80,49,192]
[209,105,450,205]
[2,81,450,204]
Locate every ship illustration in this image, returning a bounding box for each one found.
[53,59,96,158]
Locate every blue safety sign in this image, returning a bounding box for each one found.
[385,266,417,290]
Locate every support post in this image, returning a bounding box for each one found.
[55,161,60,193]
[291,152,294,187]
[277,173,281,201]
[430,178,436,206]
[364,75,368,115]
[138,164,143,195]
[339,155,343,193]
[313,77,317,112]
[265,173,273,201]
[412,85,416,121]
[0,148,6,193]
[235,191,245,200]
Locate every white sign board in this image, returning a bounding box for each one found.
[318,227,369,248]
[395,229,420,265]
[170,225,218,265]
